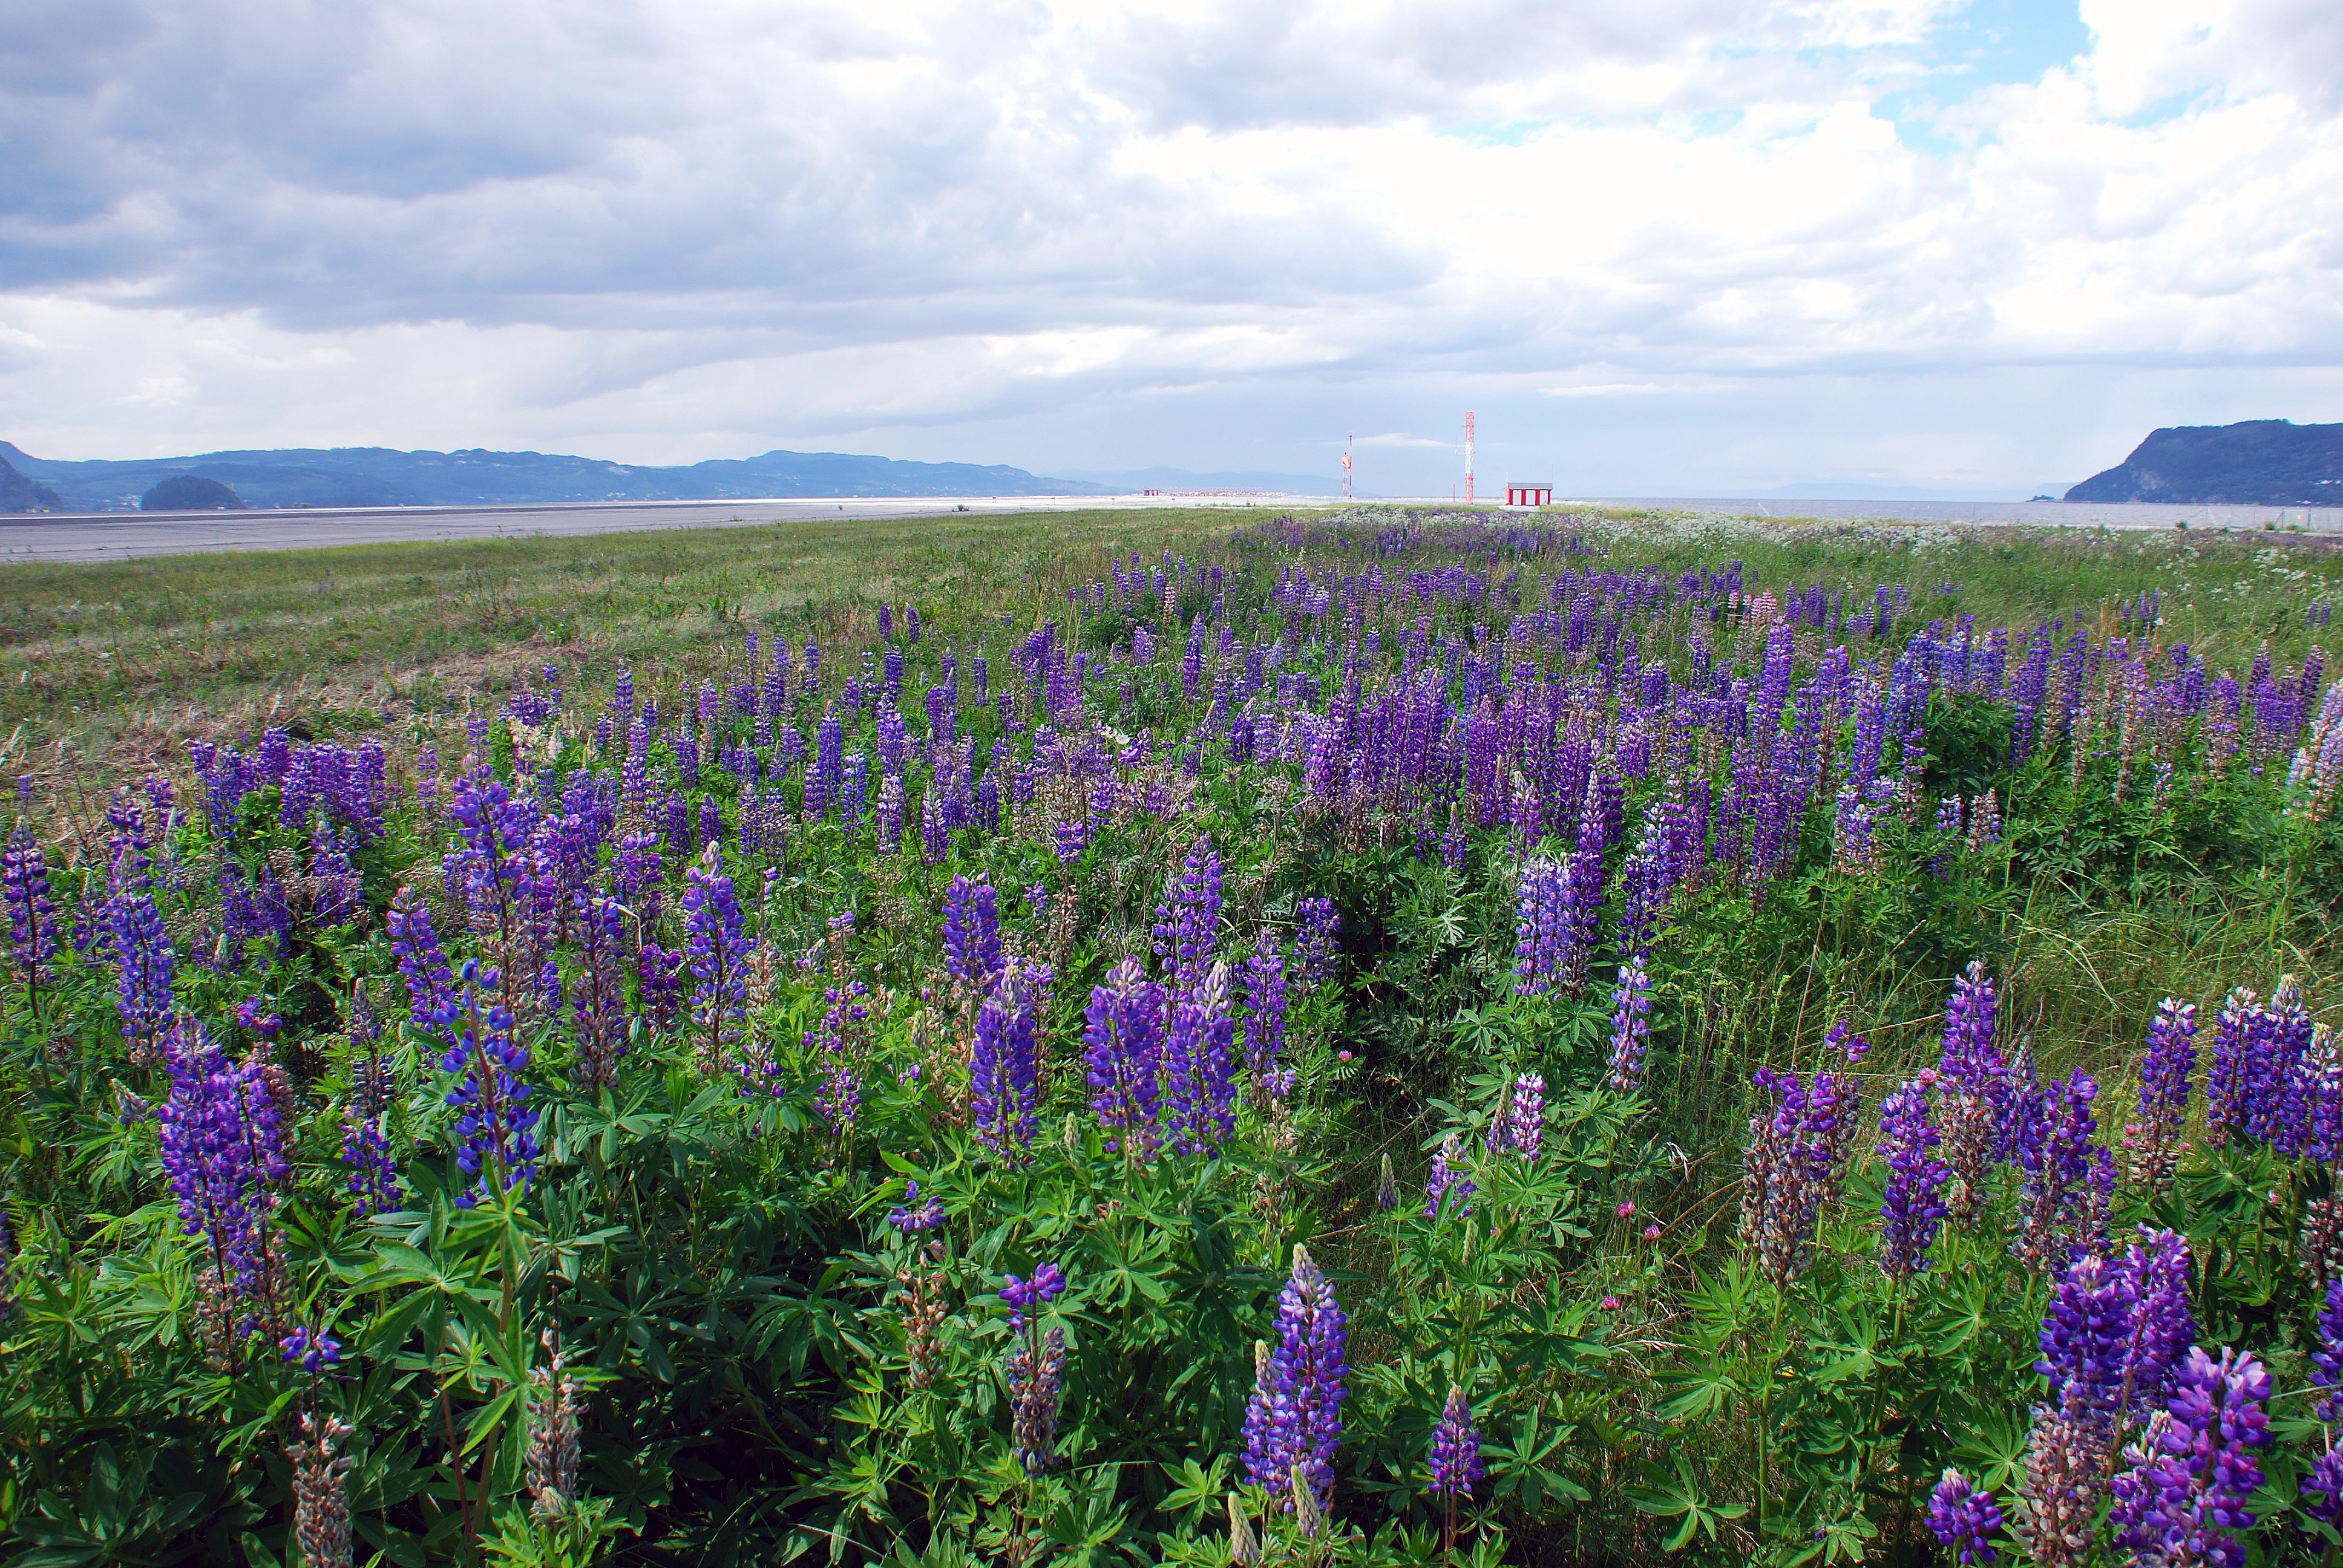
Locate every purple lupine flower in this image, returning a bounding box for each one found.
[2109,1347,2272,1568]
[1878,1078,1952,1277]
[1163,959,1237,1155]
[340,1000,399,1217]
[1831,782,1881,878]
[1497,1072,1546,1159]
[1615,808,1672,955]
[1937,961,2010,1224]
[1740,1056,1861,1286]
[2311,1277,2343,1423]
[2119,1229,2198,1417]
[1084,956,1165,1156]
[971,957,1051,1159]
[1242,1244,1349,1514]
[2036,1230,2196,1460]
[1152,835,1224,995]
[2012,1070,2114,1273]
[111,886,176,1065]
[682,843,749,1074]
[302,813,361,926]
[876,773,905,854]
[1240,928,1288,1084]
[446,764,545,996]
[1427,1385,1486,1500]
[1001,1258,1068,1472]
[2,825,59,1011]
[1294,896,1340,986]
[567,893,631,1092]
[636,938,684,1036]
[621,713,650,813]
[807,980,874,1131]
[341,1104,399,1218]
[1553,773,1616,990]
[942,875,1003,997]
[2271,975,2330,1158]
[886,1179,948,1232]
[1000,1260,1067,1333]
[1425,1132,1475,1219]
[1928,1470,2004,1566]
[280,1325,342,1376]
[2304,1449,2343,1533]
[157,1017,287,1299]
[1605,955,1653,1093]
[2128,998,2198,1195]
[2206,987,2267,1145]
[2034,1253,2138,1458]
[1512,857,1570,997]
[437,960,540,1207]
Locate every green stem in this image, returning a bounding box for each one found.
[1757,1290,1784,1541]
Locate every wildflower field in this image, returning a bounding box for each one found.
[4,506,2342,1568]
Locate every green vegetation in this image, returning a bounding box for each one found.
[0,507,2338,1568]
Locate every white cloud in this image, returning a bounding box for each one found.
[0,0,2339,495]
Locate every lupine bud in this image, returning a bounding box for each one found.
[290,1411,355,1568]
[525,1331,583,1515]
[1228,1495,1260,1565]
[1291,1462,1323,1536]
[2016,1406,2101,1568]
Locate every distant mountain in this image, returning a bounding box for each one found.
[2065,420,2343,505]
[1764,482,2042,503]
[0,441,1113,511]
[0,451,62,513]
[1057,466,1342,496]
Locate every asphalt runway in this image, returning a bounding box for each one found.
[2,492,2336,565]
[0,493,1281,565]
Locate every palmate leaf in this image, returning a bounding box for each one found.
[1038,1465,1135,1568]
[1156,1455,1232,1527]
[1948,1406,2031,1497]
[1480,1403,1590,1514]
[1624,1453,1748,1552]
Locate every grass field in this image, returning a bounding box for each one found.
[4,503,2332,783]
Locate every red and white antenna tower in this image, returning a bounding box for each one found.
[1342,434,1354,501]
[1464,411,1476,505]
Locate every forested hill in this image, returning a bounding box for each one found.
[2065,419,2343,505]
[0,441,1112,511]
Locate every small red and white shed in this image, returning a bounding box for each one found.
[1504,483,1552,508]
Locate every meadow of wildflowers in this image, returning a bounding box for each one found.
[0,509,2339,1567]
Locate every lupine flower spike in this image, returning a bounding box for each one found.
[1242,1244,1349,1513]
[1928,1469,2004,1566]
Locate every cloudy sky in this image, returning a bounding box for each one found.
[2,0,2339,497]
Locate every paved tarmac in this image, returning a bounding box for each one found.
[2,492,2336,565]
